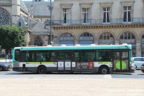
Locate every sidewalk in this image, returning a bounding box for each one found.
[0,78,143,96]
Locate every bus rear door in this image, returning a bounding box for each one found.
[113,51,130,72]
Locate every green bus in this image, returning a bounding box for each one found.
[12,44,135,74]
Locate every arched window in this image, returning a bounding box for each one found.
[34,37,43,46]
[59,33,74,45]
[79,32,94,45]
[120,32,136,44]
[99,32,114,44]
[0,7,10,26]
[120,32,136,56]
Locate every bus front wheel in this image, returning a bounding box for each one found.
[99,66,109,74]
[37,66,47,74]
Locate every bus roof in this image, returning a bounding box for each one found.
[14,44,132,51]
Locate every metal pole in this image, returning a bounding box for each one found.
[49,0,53,45]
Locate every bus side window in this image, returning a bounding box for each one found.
[15,49,20,61]
[81,51,95,62]
[86,51,95,62]
[58,52,64,61]
[49,52,56,62]
[44,52,50,62]
[36,52,42,62]
[73,52,80,62]
[21,51,26,62]
[26,51,35,62]
[96,51,111,61]
[42,51,52,62]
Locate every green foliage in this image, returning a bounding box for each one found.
[0,25,27,51]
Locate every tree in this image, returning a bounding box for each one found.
[0,25,27,55]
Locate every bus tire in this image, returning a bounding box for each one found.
[37,65,47,74]
[99,66,109,74]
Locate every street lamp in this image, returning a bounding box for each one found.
[48,0,53,45]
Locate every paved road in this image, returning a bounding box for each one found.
[0,70,144,96]
[0,70,143,96]
[0,70,143,79]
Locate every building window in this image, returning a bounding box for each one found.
[120,32,135,40]
[103,8,110,23]
[63,9,71,24]
[79,32,94,45]
[99,32,114,44]
[59,33,74,45]
[0,7,10,26]
[123,6,132,22]
[120,32,136,56]
[81,8,89,23]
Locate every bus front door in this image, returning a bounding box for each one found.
[113,52,129,72]
[57,52,72,72]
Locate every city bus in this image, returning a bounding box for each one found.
[12,44,135,74]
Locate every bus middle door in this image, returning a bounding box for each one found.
[64,52,72,72]
[57,52,72,72]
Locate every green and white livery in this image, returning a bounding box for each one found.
[12,44,134,74]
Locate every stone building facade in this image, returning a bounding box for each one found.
[53,0,144,57]
[24,0,51,46]
[0,0,51,47]
[1,0,144,57]
[0,0,31,46]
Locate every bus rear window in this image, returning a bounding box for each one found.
[15,49,20,61]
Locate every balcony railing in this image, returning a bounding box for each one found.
[45,18,144,26]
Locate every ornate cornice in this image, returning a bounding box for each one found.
[53,24,144,30]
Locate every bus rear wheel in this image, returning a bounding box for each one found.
[99,67,109,74]
[37,66,47,74]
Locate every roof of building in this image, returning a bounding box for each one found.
[20,0,29,14]
[24,1,50,17]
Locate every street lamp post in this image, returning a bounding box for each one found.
[48,0,53,45]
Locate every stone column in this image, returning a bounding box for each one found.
[12,0,20,26]
[75,36,79,44]
[94,37,98,45]
[136,42,141,57]
[115,40,119,45]
[53,35,59,46]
